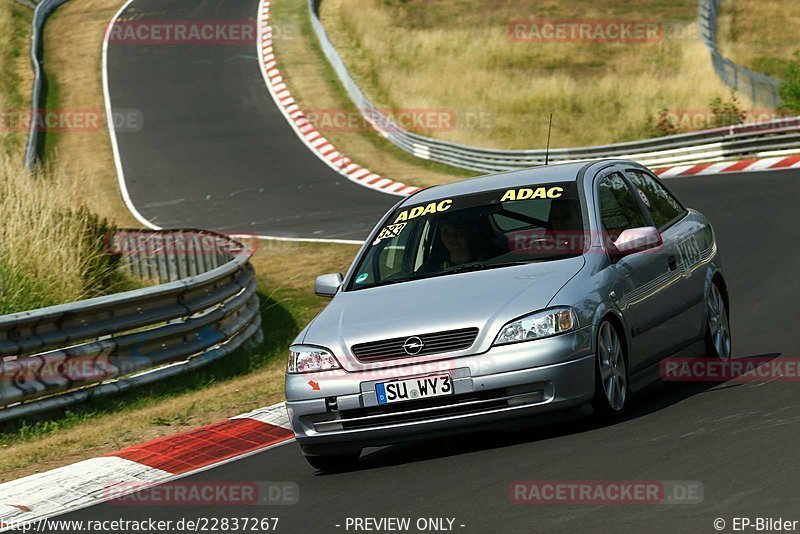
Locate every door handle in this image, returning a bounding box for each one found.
[667,255,677,271]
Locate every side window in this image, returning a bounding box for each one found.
[597,173,647,236]
[624,170,686,229]
[375,222,414,280]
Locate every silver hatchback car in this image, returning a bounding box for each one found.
[285,159,731,471]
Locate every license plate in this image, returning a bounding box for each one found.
[376,375,453,405]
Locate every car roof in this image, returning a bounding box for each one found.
[405,159,644,204]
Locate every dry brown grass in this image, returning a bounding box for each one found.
[0,155,118,313]
[717,0,800,79]
[43,0,138,226]
[320,0,757,149]
[248,240,359,291]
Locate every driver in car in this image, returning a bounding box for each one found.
[435,212,497,269]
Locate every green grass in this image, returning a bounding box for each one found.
[41,70,62,162]
[1,4,33,154]
[717,0,800,82]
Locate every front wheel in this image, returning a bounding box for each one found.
[592,319,628,418]
[304,452,360,472]
[705,282,732,360]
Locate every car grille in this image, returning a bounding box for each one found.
[351,327,479,362]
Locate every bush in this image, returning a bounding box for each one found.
[708,91,746,127]
[655,107,679,136]
[778,51,800,114]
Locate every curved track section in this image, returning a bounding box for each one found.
[105,0,397,241]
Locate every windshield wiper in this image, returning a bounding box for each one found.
[415,262,489,280]
[443,262,490,274]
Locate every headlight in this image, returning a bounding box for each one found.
[287,345,342,373]
[494,308,577,346]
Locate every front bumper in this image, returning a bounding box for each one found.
[285,326,595,456]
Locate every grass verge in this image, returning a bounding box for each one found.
[41,0,139,226]
[318,0,758,148]
[0,155,137,314]
[0,1,33,155]
[717,0,800,79]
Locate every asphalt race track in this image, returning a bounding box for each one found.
[107,0,397,239]
[94,0,800,532]
[60,170,800,532]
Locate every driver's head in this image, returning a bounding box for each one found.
[438,211,481,264]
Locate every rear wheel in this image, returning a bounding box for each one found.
[705,282,731,360]
[592,319,628,417]
[304,452,360,472]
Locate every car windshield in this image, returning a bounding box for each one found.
[348,182,584,290]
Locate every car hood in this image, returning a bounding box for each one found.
[300,256,586,370]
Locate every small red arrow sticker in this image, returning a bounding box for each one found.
[308,380,320,391]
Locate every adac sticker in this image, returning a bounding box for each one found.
[393,199,453,223]
[355,273,369,284]
[500,186,563,202]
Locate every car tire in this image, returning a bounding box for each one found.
[304,452,361,472]
[705,281,732,360]
[591,319,628,418]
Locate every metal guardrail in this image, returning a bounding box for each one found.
[308,0,799,172]
[698,0,780,109]
[25,0,73,169]
[0,230,263,423]
[13,0,37,10]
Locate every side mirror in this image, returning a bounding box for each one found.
[612,227,662,256]
[314,273,343,298]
